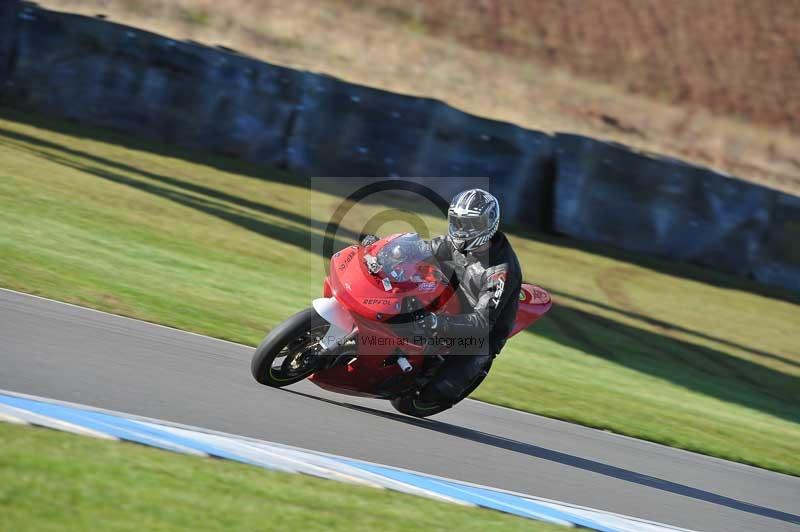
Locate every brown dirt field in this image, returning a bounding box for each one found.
[374,0,800,133]
[30,0,800,194]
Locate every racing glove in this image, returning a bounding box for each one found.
[414,311,440,337]
[360,234,379,246]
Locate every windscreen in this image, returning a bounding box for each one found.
[376,233,443,283]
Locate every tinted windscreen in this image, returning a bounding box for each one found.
[376,233,441,282]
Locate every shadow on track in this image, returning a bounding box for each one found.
[283,388,800,526]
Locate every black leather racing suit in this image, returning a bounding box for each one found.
[421,231,522,404]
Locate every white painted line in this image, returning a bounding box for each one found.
[424,478,575,527]
[62,410,209,456]
[0,403,118,440]
[149,422,377,484]
[532,500,688,532]
[148,422,473,504]
[323,453,697,532]
[0,412,28,424]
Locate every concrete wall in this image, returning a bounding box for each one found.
[0,2,797,292]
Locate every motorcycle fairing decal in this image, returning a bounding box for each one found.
[362,298,394,306]
[531,286,551,305]
[337,249,357,271]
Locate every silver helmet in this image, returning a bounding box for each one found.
[447,189,500,252]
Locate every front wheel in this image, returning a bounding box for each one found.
[251,308,330,387]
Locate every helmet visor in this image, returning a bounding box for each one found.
[448,214,485,237]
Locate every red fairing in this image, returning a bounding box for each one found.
[322,277,333,298]
[508,284,552,338]
[327,236,459,322]
[309,234,551,398]
[309,314,428,396]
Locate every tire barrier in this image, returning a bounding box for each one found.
[752,193,800,292]
[0,2,796,292]
[0,0,19,87]
[553,134,800,291]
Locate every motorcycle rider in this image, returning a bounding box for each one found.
[362,188,522,406]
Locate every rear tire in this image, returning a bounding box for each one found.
[251,308,329,387]
[391,359,492,418]
[390,396,453,418]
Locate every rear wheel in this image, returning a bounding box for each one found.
[390,396,453,418]
[251,308,330,387]
[391,359,492,418]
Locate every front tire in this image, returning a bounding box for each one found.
[251,308,330,387]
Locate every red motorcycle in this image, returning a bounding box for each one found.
[251,233,551,417]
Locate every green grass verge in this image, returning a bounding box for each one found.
[0,108,798,475]
[0,423,557,531]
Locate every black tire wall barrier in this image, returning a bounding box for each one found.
[0,1,19,86]
[553,134,800,292]
[0,3,797,292]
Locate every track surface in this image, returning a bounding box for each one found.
[1,289,798,531]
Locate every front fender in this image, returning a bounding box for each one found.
[312,298,355,349]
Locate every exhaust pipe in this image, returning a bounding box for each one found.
[396,356,413,373]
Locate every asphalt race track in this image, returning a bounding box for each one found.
[1,289,798,532]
